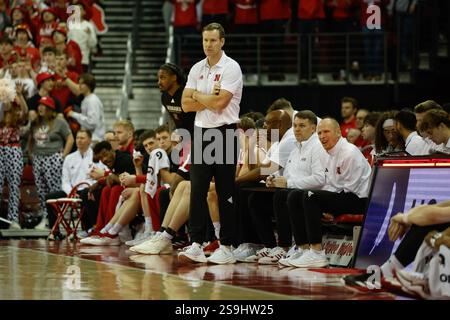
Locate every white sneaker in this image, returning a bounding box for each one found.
[285,244,297,257]
[132,236,173,255]
[89,234,121,246]
[258,247,287,265]
[232,243,247,256]
[395,269,431,299]
[178,242,207,263]
[207,245,236,265]
[233,243,260,262]
[80,235,101,245]
[279,249,305,267]
[289,249,329,268]
[244,247,271,263]
[34,218,49,230]
[125,230,154,246]
[129,232,160,252]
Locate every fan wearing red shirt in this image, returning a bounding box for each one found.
[0,37,18,69]
[52,27,83,74]
[259,0,291,33]
[37,8,58,45]
[358,0,389,80]
[297,0,325,79]
[171,0,200,35]
[202,0,229,28]
[354,108,370,148]
[259,0,291,80]
[52,0,70,22]
[7,6,33,39]
[13,24,40,69]
[325,0,357,32]
[297,0,325,33]
[340,96,358,138]
[232,0,258,33]
[171,0,200,69]
[52,51,80,134]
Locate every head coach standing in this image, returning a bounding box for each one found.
[180,22,243,264]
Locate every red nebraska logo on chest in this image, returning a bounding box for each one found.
[214,74,221,81]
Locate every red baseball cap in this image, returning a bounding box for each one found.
[38,96,56,110]
[36,72,55,86]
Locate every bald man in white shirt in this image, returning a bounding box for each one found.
[240,110,328,264]
[45,129,99,239]
[287,118,372,268]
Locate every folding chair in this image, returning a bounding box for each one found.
[46,182,91,240]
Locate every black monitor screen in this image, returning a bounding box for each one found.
[354,162,450,269]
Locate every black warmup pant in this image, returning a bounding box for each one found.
[272,189,295,247]
[189,125,239,246]
[248,191,276,248]
[288,189,367,245]
[394,222,450,267]
[158,188,171,223]
[248,189,293,248]
[234,182,263,245]
[286,190,309,245]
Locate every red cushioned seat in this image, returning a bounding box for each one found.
[321,213,364,224]
[335,214,364,224]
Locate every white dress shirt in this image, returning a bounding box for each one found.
[442,138,450,154]
[185,51,243,128]
[323,137,372,198]
[424,136,447,154]
[283,133,328,190]
[405,131,431,155]
[61,148,98,195]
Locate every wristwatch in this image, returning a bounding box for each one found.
[430,232,443,248]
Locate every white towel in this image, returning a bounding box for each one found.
[145,148,170,198]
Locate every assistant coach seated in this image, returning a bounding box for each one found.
[286,118,372,268]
